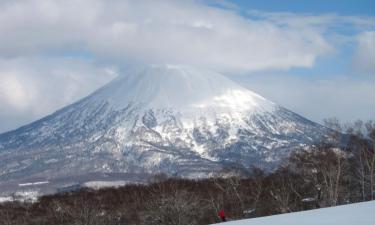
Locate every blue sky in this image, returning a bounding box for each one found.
[228,0,375,16]
[0,0,374,133]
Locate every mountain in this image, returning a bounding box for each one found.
[0,65,327,182]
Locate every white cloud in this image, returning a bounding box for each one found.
[233,74,375,123]
[247,10,375,50]
[354,31,375,75]
[0,0,333,72]
[0,58,116,132]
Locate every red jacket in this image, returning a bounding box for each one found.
[218,209,225,218]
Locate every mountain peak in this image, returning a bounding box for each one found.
[91,65,275,116]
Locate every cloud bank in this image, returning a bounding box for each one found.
[0,0,374,132]
[354,31,375,75]
[0,58,116,132]
[233,74,375,124]
[0,0,334,71]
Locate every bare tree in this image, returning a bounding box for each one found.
[0,208,13,225]
[347,120,375,201]
[267,167,302,213]
[142,189,204,225]
[50,196,120,225]
[289,144,349,207]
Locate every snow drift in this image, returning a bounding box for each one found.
[220,201,375,225]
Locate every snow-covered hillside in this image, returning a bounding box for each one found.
[221,201,375,225]
[0,65,328,183]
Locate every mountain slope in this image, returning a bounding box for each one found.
[0,65,327,182]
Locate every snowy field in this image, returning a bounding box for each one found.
[83,181,128,189]
[0,191,39,203]
[221,201,375,225]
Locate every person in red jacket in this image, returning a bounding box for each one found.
[218,209,226,222]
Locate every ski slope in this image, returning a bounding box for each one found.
[221,201,375,225]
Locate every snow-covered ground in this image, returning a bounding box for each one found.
[0,191,39,203]
[18,181,49,187]
[220,201,375,225]
[0,196,13,203]
[83,180,128,189]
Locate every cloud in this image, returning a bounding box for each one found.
[353,31,375,75]
[247,10,375,30]
[233,74,375,123]
[0,58,116,133]
[247,10,375,50]
[0,0,333,72]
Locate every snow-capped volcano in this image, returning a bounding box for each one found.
[87,65,275,119]
[0,65,327,182]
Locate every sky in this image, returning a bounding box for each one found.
[0,0,374,133]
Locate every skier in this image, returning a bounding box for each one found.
[218,209,226,222]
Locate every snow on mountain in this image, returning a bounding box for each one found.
[94,65,275,114]
[219,200,375,225]
[0,65,327,182]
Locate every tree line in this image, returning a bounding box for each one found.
[0,119,374,225]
